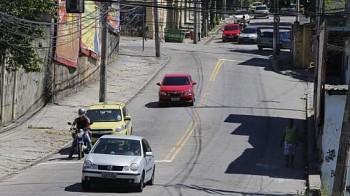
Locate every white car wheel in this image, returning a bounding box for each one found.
[147,167,155,185]
[136,172,145,192]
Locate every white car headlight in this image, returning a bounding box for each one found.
[130,163,139,171]
[116,125,126,132]
[83,160,97,169]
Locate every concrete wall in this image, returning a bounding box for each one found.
[291,22,313,68]
[0,24,119,125]
[147,0,171,40]
[320,91,346,195]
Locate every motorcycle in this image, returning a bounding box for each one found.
[68,122,87,160]
[239,22,247,30]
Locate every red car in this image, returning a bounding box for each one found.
[222,23,241,42]
[157,73,197,107]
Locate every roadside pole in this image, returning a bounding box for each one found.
[154,0,160,57]
[272,0,280,71]
[99,2,108,102]
[193,0,198,44]
[296,0,299,22]
[142,6,145,52]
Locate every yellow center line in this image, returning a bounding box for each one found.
[210,59,224,81]
[167,121,198,162]
[163,59,225,162]
[164,121,196,161]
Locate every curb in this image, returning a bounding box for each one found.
[305,72,322,195]
[125,54,171,105]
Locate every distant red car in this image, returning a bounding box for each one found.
[157,73,197,107]
[222,23,241,42]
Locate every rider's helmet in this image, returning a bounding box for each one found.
[78,108,86,116]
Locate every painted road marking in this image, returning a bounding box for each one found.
[210,59,224,81]
[161,58,228,163]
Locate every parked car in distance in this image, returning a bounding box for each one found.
[253,5,269,18]
[257,28,291,51]
[221,23,241,42]
[281,4,304,15]
[85,102,133,143]
[157,73,196,107]
[249,1,263,13]
[233,10,250,24]
[281,4,297,15]
[238,26,258,44]
[81,135,155,192]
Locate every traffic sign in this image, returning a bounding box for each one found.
[274,15,280,23]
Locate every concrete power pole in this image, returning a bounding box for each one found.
[194,0,198,44]
[273,0,280,57]
[99,2,108,102]
[154,0,160,57]
[222,0,226,19]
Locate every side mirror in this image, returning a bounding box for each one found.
[193,82,197,85]
[68,122,72,125]
[145,152,153,156]
[124,116,131,121]
[157,82,161,86]
[90,121,93,125]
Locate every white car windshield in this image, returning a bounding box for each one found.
[92,138,141,156]
[242,28,257,34]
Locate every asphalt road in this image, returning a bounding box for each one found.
[0,16,307,195]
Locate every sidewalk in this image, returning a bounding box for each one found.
[0,38,169,181]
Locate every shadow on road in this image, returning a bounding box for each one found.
[145,101,193,108]
[65,183,136,193]
[224,114,306,180]
[177,184,298,196]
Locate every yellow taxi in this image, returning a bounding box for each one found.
[85,102,133,143]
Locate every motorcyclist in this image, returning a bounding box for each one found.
[240,15,247,29]
[68,108,93,159]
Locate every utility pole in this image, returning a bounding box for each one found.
[99,2,108,102]
[142,6,145,52]
[194,0,198,44]
[273,0,280,57]
[154,0,160,57]
[222,0,226,19]
[296,0,299,22]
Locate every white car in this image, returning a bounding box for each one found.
[238,26,258,44]
[233,10,250,24]
[81,135,155,192]
[253,5,269,18]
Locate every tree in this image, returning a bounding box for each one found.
[0,0,57,72]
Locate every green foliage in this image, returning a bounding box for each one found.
[0,0,57,72]
[215,14,220,25]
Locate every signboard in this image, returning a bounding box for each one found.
[80,1,99,59]
[55,0,80,67]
